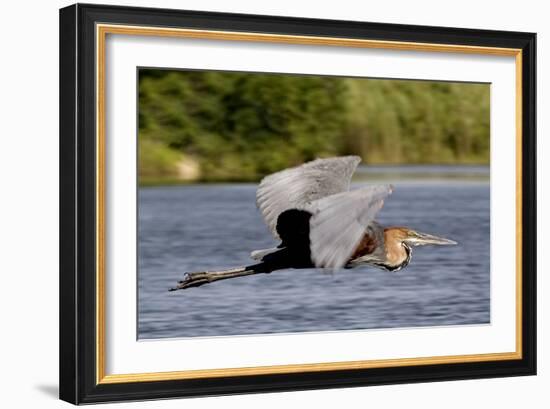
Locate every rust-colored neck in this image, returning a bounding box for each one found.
[383,227,411,268]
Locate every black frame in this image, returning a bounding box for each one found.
[59,3,536,404]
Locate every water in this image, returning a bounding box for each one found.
[138,167,490,339]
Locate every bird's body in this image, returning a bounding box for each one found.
[247,221,416,274]
[171,156,456,291]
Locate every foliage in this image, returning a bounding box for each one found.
[138,139,182,178]
[139,69,489,182]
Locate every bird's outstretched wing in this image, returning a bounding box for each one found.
[305,185,393,269]
[256,156,361,238]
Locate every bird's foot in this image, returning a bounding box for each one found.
[177,272,205,284]
[169,271,211,291]
[169,266,258,292]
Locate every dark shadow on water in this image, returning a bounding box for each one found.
[35,384,58,399]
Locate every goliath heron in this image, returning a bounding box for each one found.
[170,156,456,291]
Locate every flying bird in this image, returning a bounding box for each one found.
[170,156,456,291]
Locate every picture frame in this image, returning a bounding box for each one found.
[59,3,536,404]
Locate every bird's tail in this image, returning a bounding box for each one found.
[169,263,268,291]
[250,246,280,261]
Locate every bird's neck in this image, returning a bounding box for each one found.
[383,230,412,271]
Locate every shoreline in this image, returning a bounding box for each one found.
[139,164,490,187]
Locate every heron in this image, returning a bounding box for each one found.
[170,156,457,291]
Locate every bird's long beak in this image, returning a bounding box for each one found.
[408,231,458,246]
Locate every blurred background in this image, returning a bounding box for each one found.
[137,69,490,339]
[138,69,489,184]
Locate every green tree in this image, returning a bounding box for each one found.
[138,69,490,184]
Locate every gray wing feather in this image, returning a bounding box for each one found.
[305,185,392,269]
[256,156,361,238]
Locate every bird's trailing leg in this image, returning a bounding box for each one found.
[169,264,267,291]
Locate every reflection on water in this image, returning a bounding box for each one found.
[138,166,490,339]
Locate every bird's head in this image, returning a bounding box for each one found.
[390,227,458,247]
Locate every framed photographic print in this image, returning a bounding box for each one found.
[59,3,536,404]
